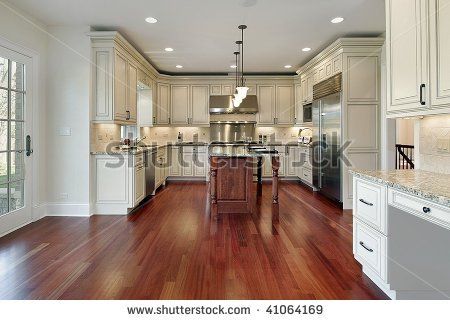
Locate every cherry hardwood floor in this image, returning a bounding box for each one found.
[0,181,388,300]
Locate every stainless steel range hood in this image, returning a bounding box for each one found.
[209,95,258,114]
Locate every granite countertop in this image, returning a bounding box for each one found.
[350,169,450,208]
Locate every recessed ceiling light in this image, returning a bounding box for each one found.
[331,17,344,24]
[284,65,292,69]
[176,65,183,69]
[145,17,158,24]
[302,47,311,52]
[230,65,237,68]
[164,47,174,52]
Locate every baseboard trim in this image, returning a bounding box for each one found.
[46,203,91,217]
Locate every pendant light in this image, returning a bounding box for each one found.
[232,44,242,107]
[235,25,249,99]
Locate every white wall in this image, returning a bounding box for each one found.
[46,26,91,215]
[0,2,48,220]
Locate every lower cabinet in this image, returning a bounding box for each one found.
[93,153,145,214]
[155,147,168,188]
[168,146,207,179]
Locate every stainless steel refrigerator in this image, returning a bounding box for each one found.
[312,74,342,203]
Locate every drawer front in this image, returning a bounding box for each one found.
[354,179,387,234]
[301,167,313,184]
[354,219,387,281]
[388,189,450,231]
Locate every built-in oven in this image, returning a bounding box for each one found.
[303,103,313,123]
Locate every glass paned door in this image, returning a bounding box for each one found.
[0,45,32,235]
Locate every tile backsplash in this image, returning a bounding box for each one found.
[90,123,121,152]
[419,114,450,174]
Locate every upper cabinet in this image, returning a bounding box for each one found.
[170,85,190,125]
[429,0,450,110]
[257,84,295,126]
[386,0,450,117]
[276,85,294,125]
[156,83,171,125]
[169,84,210,126]
[191,85,210,125]
[294,83,303,125]
[91,32,157,125]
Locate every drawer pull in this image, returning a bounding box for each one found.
[422,207,431,214]
[359,241,374,252]
[359,199,374,206]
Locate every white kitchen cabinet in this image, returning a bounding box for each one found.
[386,0,429,115]
[257,85,276,125]
[222,85,234,95]
[114,51,128,121]
[93,153,145,214]
[294,83,303,125]
[210,85,222,95]
[429,0,450,111]
[134,164,145,204]
[127,62,138,121]
[169,147,181,176]
[156,83,171,125]
[286,146,299,177]
[301,72,314,105]
[155,147,168,188]
[193,152,207,177]
[182,153,194,176]
[276,85,294,125]
[190,85,210,125]
[171,85,190,125]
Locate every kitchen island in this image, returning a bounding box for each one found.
[209,145,280,222]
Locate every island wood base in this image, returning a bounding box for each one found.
[210,155,280,223]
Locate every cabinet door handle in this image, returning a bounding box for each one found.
[126,110,131,120]
[359,199,374,206]
[168,117,171,124]
[420,84,426,106]
[422,207,431,214]
[359,241,374,252]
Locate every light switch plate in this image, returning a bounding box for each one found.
[59,127,71,136]
[437,138,450,153]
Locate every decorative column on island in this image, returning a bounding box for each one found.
[209,154,280,223]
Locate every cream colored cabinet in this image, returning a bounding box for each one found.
[209,84,235,95]
[182,153,194,176]
[429,0,450,111]
[155,147,168,188]
[286,146,299,177]
[190,85,210,125]
[210,85,222,95]
[222,85,234,95]
[170,85,190,125]
[193,152,207,177]
[113,52,128,121]
[127,62,138,121]
[137,70,154,127]
[134,164,145,204]
[294,83,303,124]
[257,85,276,125]
[169,147,181,176]
[386,0,429,115]
[93,154,145,214]
[276,85,295,125]
[301,72,314,105]
[156,83,171,125]
[92,47,138,124]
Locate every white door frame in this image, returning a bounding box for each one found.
[0,35,42,237]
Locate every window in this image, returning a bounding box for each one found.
[0,56,26,215]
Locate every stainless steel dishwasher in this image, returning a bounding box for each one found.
[144,148,157,197]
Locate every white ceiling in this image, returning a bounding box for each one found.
[7,0,385,74]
